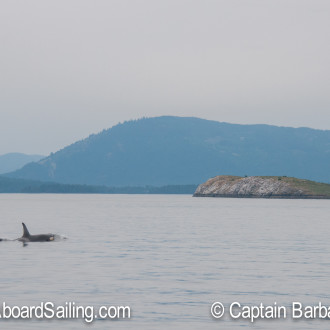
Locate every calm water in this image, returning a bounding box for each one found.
[1,194,330,329]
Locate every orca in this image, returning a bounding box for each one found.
[18,223,55,242]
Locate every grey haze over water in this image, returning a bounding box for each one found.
[1,0,330,155]
[1,194,330,329]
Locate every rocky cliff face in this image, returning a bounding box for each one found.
[193,176,327,198]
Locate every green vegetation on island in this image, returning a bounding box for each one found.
[259,176,330,197]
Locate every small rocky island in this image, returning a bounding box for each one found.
[193,176,330,199]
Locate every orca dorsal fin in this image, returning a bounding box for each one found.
[22,223,30,237]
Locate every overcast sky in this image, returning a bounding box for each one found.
[1,0,329,155]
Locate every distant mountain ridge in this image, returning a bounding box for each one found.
[6,116,330,185]
[0,153,44,174]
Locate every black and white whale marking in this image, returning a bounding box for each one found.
[18,223,55,242]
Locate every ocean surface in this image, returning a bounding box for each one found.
[1,194,330,329]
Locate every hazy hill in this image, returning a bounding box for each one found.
[7,116,330,185]
[0,153,44,174]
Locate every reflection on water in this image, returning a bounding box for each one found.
[0,194,329,329]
